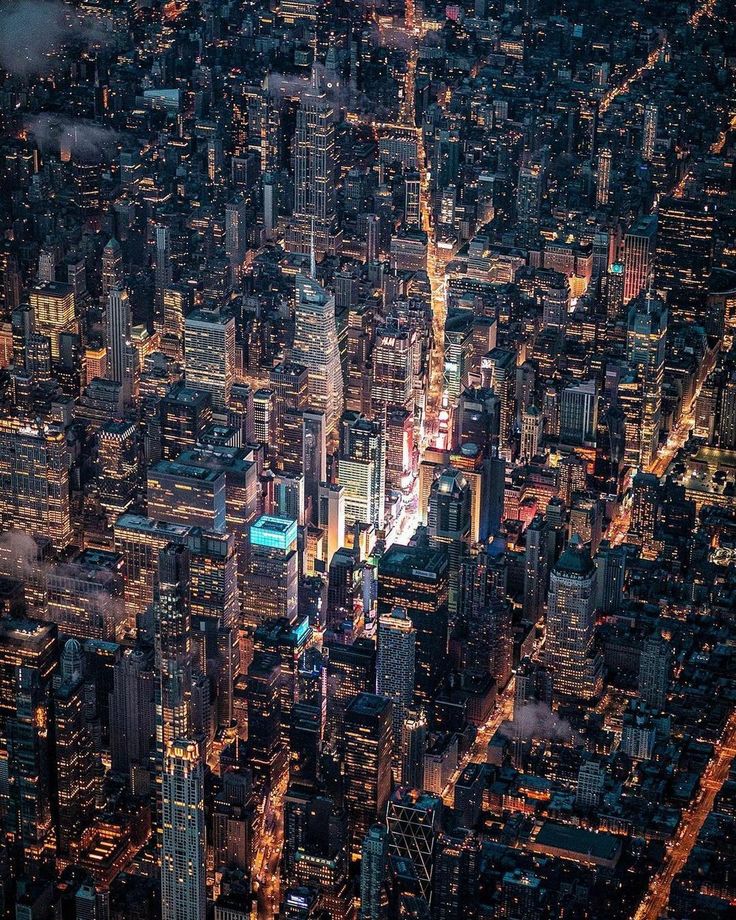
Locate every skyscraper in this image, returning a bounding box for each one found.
[377,606,416,768]
[338,412,385,532]
[656,197,715,326]
[0,619,57,877]
[292,274,344,441]
[155,544,193,759]
[638,634,671,710]
[106,286,137,404]
[622,214,657,304]
[184,308,236,414]
[287,72,339,258]
[378,541,449,705]
[520,405,543,461]
[427,469,472,620]
[595,148,611,207]
[242,515,299,631]
[642,103,658,162]
[155,224,172,311]
[522,514,553,622]
[318,482,345,567]
[161,739,207,920]
[516,158,543,244]
[343,693,393,859]
[360,825,389,920]
[53,639,99,856]
[627,293,667,469]
[101,237,123,299]
[0,419,72,551]
[545,535,602,702]
[386,788,442,903]
[30,280,77,362]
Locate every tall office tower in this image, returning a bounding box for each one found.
[378,541,449,705]
[7,664,56,878]
[456,387,500,454]
[515,158,543,244]
[161,287,190,362]
[253,388,276,446]
[273,472,305,525]
[0,619,57,878]
[154,545,193,759]
[545,535,602,702]
[72,158,101,214]
[338,412,386,532]
[401,709,428,789]
[53,639,98,856]
[630,471,659,543]
[387,789,442,903]
[444,314,474,406]
[184,308,236,415]
[481,348,516,450]
[0,419,72,550]
[106,286,137,404]
[377,607,416,767]
[638,634,671,710]
[318,482,345,567]
[161,739,206,920]
[605,262,625,318]
[343,693,393,859]
[324,638,376,747]
[101,237,123,299]
[623,214,657,304]
[303,410,327,523]
[246,651,284,790]
[656,197,715,326]
[461,546,513,687]
[253,615,311,748]
[594,541,627,613]
[520,406,543,461]
[292,275,344,441]
[110,646,156,774]
[287,72,338,258]
[25,331,51,382]
[30,280,76,361]
[98,418,138,517]
[432,831,481,920]
[326,547,359,630]
[38,247,57,282]
[147,459,226,533]
[404,172,421,228]
[114,515,192,620]
[270,362,308,434]
[242,516,299,631]
[225,195,247,282]
[522,514,553,622]
[559,379,598,447]
[595,148,612,206]
[360,825,389,920]
[154,225,172,311]
[160,384,213,459]
[642,103,658,161]
[385,409,414,493]
[371,322,414,418]
[627,294,667,469]
[427,469,471,621]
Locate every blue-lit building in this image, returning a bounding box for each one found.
[242,515,299,635]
